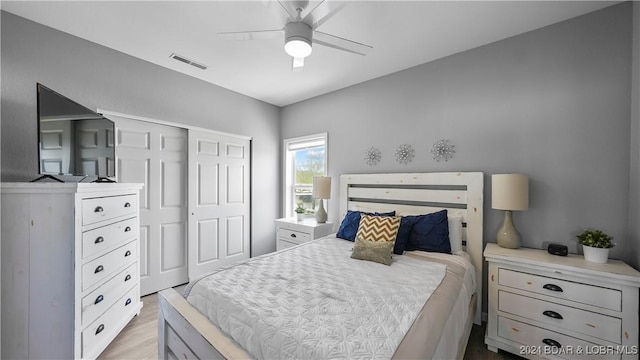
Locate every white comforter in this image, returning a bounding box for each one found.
[186,237,447,359]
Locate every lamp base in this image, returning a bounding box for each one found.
[497,210,521,249]
[315,200,327,223]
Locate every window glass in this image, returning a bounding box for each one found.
[283,133,327,217]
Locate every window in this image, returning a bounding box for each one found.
[283,133,327,217]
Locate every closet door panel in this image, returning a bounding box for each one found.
[114,117,188,295]
[188,130,250,280]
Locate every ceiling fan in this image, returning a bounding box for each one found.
[218,0,373,71]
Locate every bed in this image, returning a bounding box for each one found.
[158,172,483,359]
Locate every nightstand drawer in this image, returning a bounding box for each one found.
[498,268,621,311]
[498,316,617,360]
[499,291,621,344]
[277,228,310,244]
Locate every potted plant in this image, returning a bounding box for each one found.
[295,204,305,221]
[576,229,614,263]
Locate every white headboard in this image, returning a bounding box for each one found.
[339,172,483,325]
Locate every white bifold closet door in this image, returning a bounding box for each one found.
[111,114,251,295]
[188,130,250,280]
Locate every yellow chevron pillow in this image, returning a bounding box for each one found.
[351,214,400,265]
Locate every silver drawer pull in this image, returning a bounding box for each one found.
[543,283,563,292]
[94,206,104,213]
[94,236,104,244]
[542,338,561,348]
[94,295,104,305]
[124,202,131,208]
[95,324,105,335]
[290,233,297,238]
[125,298,132,306]
[543,310,563,320]
[94,265,104,274]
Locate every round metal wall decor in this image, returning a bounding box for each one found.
[394,144,415,164]
[431,139,455,162]
[364,147,382,166]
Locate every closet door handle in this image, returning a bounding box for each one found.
[124,226,132,232]
[125,274,132,282]
[542,338,561,348]
[124,202,131,208]
[543,310,563,320]
[94,265,104,274]
[95,324,105,335]
[94,206,104,213]
[125,298,132,306]
[124,250,132,257]
[94,236,104,244]
[94,295,104,305]
[543,284,563,292]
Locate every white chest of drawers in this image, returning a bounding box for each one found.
[1,182,143,359]
[275,218,334,251]
[484,243,640,360]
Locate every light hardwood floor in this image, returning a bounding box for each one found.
[100,288,524,359]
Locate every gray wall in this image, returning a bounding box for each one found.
[1,11,281,257]
[281,4,634,264]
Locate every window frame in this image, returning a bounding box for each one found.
[282,132,328,217]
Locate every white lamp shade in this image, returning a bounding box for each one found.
[492,174,528,211]
[313,176,331,199]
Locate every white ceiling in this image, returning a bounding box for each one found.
[1,1,617,107]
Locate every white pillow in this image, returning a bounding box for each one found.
[448,215,464,255]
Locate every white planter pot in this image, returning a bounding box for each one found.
[296,213,304,221]
[582,245,610,264]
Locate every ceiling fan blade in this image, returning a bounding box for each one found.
[277,0,300,20]
[217,29,283,41]
[292,57,305,71]
[303,1,346,29]
[314,31,372,56]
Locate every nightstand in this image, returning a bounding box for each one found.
[484,243,640,359]
[275,218,334,251]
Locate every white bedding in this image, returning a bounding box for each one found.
[186,236,448,359]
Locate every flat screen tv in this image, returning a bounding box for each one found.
[37,83,116,180]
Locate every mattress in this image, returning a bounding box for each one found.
[185,236,476,359]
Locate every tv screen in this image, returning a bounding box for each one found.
[37,83,116,178]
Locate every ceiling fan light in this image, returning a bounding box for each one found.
[285,38,312,58]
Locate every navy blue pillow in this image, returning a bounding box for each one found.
[394,215,420,255]
[405,210,451,254]
[336,210,396,241]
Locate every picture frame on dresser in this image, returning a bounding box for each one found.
[484,243,640,360]
[1,182,144,360]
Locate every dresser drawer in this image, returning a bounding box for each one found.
[82,194,137,226]
[498,268,621,311]
[498,316,617,360]
[82,262,138,328]
[82,286,139,359]
[82,217,137,260]
[82,241,137,291]
[277,228,310,245]
[499,291,621,344]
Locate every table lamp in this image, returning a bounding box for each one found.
[492,174,529,249]
[313,176,331,223]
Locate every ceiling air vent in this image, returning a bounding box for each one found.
[169,53,208,70]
